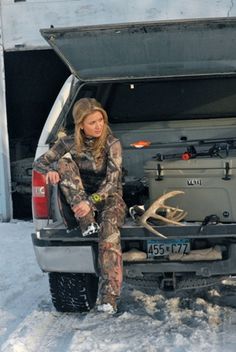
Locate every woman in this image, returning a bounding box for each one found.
[33,98,127,313]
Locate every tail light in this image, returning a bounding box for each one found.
[32,170,50,219]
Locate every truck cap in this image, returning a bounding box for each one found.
[41,18,236,82]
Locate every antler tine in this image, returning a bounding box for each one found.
[152,213,186,226]
[168,211,188,222]
[165,207,179,219]
[138,190,186,237]
[164,206,186,221]
[161,204,185,213]
[141,221,167,239]
[155,190,185,205]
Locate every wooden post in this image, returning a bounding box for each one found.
[0,5,12,221]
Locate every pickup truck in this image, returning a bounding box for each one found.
[32,18,236,312]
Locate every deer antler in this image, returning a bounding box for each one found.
[139,190,187,238]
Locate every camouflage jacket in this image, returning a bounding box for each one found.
[33,134,123,202]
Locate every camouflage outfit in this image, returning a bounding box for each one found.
[33,133,127,303]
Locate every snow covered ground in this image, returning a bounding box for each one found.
[1,221,236,352]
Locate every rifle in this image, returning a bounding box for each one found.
[130,137,236,149]
[154,143,231,161]
[173,136,236,146]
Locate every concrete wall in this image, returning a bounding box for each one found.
[1,0,236,51]
[0,8,12,221]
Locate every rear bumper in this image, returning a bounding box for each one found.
[32,236,97,273]
[124,243,236,278]
[32,222,236,276]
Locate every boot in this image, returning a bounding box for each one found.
[78,211,100,237]
[97,294,117,314]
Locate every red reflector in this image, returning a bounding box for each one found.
[32,170,49,219]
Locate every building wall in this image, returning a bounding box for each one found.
[1,0,236,51]
[0,11,12,221]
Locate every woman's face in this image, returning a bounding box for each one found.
[81,111,105,138]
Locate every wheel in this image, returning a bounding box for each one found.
[49,272,99,312]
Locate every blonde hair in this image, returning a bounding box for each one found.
[72,98,111,160]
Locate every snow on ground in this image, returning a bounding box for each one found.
[0,221,236,352]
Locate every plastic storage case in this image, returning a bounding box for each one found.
[144,155,236,222]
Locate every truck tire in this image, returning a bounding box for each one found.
[49,272,99,312]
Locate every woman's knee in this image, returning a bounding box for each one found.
[101,198,127,227]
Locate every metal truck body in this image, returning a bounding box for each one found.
[31,17,236,311]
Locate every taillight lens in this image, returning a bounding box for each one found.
[32,170,50,219]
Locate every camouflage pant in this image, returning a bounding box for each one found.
[57,157,127,300]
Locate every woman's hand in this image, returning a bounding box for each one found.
[72,201,91,218]
[45,171,60,185]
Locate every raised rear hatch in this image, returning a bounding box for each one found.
[41,18,236,82]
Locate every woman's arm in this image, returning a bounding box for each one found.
[33,137,70,176]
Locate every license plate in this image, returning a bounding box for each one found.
[147,239,190,258]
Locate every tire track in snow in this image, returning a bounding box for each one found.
[1,311,85,352]
[1,283,236,352]
[0,272,48,349]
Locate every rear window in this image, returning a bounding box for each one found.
[65,76,236,130]
[106,77,236,123]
